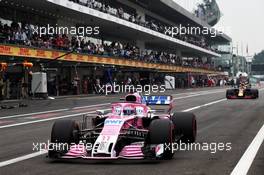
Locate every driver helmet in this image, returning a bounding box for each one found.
[123,107,135,116]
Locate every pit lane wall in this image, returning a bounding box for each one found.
[0,44,223,75]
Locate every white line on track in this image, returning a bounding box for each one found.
[174,90,225,100]
[0,108,69,120]
[230,124,264,175]
[0,151,48,168]
[0,109,110,129]
[171,89,225,97]
[0,98,226,167]
[0,103,110,120]
[72,103,110,109]
[182,99,226,112]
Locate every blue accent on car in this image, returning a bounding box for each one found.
[142,96,171,105]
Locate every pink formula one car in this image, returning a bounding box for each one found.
[48,93,197,160]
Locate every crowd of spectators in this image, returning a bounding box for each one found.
[194,0,219,24]
[0,19,215,69]
[68,0,215,51]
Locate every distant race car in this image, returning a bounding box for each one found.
[48,93,197,160]
[226,77,259,99]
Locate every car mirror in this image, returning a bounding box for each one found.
[96,110,107,115]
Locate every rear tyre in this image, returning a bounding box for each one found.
[171,112,197,143]
[49,120,80,158]
[148,119,175,160]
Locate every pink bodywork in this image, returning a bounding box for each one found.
[63,93,170,159]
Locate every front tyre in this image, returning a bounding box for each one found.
[226,89,234,99]
[251,89,259,99]
[49,120,80,158]
[148,119,175,160]
[171,112,197,143]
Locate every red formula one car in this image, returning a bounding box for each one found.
[48,93,197,160]
[226,82,259,99]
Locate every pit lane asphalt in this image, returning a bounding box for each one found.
[0,87,263,175]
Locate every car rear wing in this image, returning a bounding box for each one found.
[142,95,173,105]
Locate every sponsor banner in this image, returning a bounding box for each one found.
[0,44,221,74]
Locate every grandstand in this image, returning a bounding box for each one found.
[0,0,231,98]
